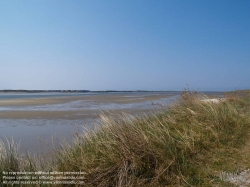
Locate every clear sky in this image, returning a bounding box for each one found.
[0,0,249,91]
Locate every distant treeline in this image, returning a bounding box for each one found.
[0,90,171,93]
[0,90,90,93]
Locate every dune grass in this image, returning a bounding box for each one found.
[52,90,250,186]
[1,90,250,186]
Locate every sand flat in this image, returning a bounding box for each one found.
[0,93,173,106]
[0,93,175,120]
[0,92,177,154]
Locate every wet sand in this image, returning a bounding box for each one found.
[0,93,174,106]
[0,92,177,155]
[0,93,175,119]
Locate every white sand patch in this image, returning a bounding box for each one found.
[201,98,225,103]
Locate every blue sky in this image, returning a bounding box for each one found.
[0,0,249,91]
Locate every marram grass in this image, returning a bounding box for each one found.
[1,91,250,186]
[53,91,250,186]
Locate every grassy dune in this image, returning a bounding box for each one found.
[1,90,250,186]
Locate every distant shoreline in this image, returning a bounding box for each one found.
[0,89,227,94]
[0,90,172,93]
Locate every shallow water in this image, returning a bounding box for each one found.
[0,118,95,155]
